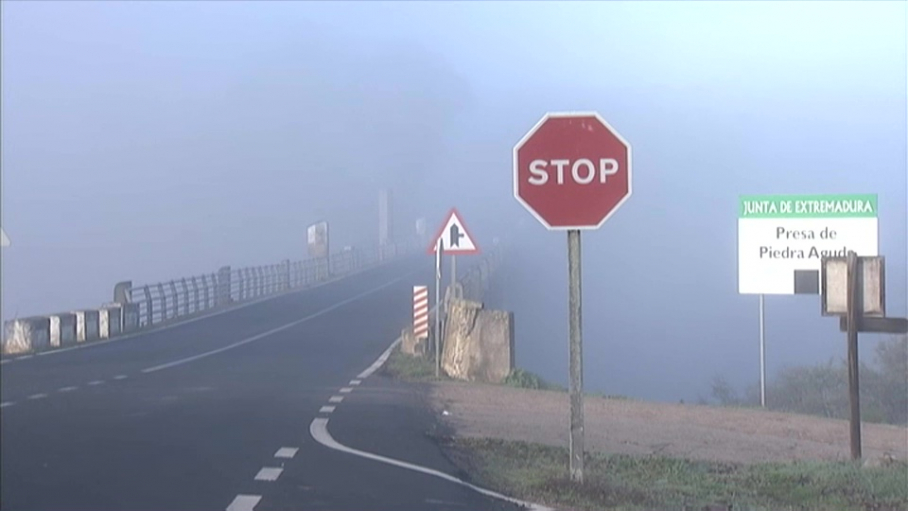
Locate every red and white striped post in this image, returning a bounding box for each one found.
[413,286,429,340]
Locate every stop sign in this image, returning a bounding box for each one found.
[513,112,632,230]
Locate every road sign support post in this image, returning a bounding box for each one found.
[759,294,766,408]
[435,237,443,379]
[845,251,862,460]
[822,252,907,460]
[567,229,584,483]
[451,255,457,287]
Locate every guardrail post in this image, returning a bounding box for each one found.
[191,277,200,313]
[282,260,291,291]
[180,278,190,316]
[217,266,232,306]
[169,281,179,319]
[238,270,246,301]
[201,275,210,310]
[142,286,152,327]
[157,283,167,322]
[255,267,264,296]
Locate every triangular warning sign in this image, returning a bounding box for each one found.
[426,208,480,255]
[0,228,9,248]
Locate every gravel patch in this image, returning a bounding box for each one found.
[429,381,908,465]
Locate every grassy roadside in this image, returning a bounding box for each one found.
[442,438,908,511]
[382,347,565,390]
[381,346,441,381]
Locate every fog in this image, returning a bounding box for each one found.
[2,2,905,402]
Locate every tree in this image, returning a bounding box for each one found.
[873,335,907,424]
[710,374,740,406]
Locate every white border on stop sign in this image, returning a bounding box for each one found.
[512,111,633,231]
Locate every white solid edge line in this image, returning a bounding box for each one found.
[141,274,410,374]
[313,333,554,511]
[225,494,261,511]
[356,338,401,379]
[14,261,412,363]
[254,467,283,481]
[310,418,552,511]
[274,447,298,459]
[354,303,439,381]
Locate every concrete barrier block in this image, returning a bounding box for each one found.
[2,317,51,355]
[400,327,427,357]
[73,310,100,342]
[122,303,140,332]
[441,299,514,384]
[99,306,122,339]
[49,313,78,347]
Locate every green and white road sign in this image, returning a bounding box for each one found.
[737,194,878,295]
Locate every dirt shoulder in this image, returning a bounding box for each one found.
[429,380,908,465]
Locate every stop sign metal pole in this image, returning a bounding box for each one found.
[567,229,584,482]
[513,112,632,485]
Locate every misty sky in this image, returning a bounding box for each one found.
[2,1,906,402]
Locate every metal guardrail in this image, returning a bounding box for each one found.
[457,243,504,302]
[2,239,419,355]
[122,241,414,329]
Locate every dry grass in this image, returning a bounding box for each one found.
[430,381,908,465]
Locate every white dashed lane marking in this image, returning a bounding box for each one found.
[113,375,128,380]
[339,387,353,394]
[274,447,298,459]
[254,467,283,481]
[16,355,32,361]
[328,395,344,403]
[349,379,361,386]
[0,402,15,408]
[87,380,105,386]
[226,494,261,511]
[319,405,335,413]
[27,393,48,400]
[57,386,78,393]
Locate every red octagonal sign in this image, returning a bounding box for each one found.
[513,112,632,230]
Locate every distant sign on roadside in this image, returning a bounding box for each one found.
[307,221,329,259]
[737,194,878,295]
[426,209,479,255]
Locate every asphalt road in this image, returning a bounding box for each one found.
[0,257,523,511]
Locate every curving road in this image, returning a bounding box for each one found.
[0,258,522,511]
